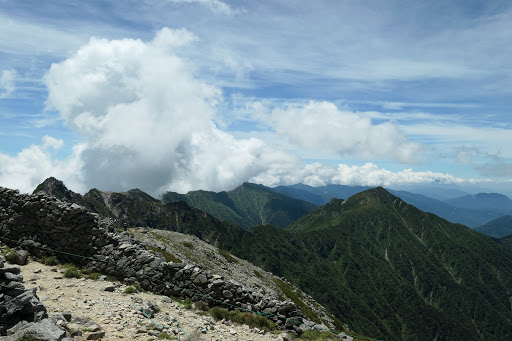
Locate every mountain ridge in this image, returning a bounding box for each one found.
[162,182,317,229]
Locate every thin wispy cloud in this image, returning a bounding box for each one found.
[168,0,241,15]
[0,69,16,98]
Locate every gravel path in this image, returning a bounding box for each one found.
[20,260,280,341]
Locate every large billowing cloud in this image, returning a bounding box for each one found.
[42,28,298,194]
[269,101,422,163]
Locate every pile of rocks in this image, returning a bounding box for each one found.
[0,257,47,334]
[0,257,78,340]
[0,186,324,334]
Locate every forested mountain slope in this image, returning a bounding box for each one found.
[162,182,317,229]
[225,188,512,340]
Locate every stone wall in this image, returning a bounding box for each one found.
[0,186,316,334]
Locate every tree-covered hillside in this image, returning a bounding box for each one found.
[225,188,512,340]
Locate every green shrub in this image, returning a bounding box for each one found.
[133,283,145,292]
[299,330,338,340]
[158,332,175,339]
[148,246,182,263]
[41,256,59,266]
[3,248,17,264]
[254,270,262,278]
[62,264,81,279]
[179,299,193,309]
[63,268,81,279]
[182,242,193,248]
[208,307,231,320]
[194,301,209,311]
[124,286,138,294]
[85,272,102,280]
[208,307,276,331]
[106,275,118,282]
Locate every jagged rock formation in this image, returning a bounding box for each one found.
[33,177,247,245]
[0,185,332,335]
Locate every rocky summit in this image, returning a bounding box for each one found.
[0,184,350,340]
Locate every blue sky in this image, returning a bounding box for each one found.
[0,0,511,196]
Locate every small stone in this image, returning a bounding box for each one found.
[86,331,106,340]
[193,274,208,285]
[104,285,116,292]
[34,268,42,273]
[280,333,292,341]
[222,290,233,299]
[5,272,23,281]
[62,311,72,321]
[71,330,83,337]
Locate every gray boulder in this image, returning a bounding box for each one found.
[13,249,29,265]
[6,318,66,341]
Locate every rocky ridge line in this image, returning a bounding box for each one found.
[0,186,334,336]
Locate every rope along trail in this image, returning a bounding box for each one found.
[0,236,382,341]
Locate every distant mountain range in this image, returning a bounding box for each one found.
[270,183,372,206]
[34,177,512,339]
[268,183,511,228]
[161,183,317,229]
[445,193,512,213]
[475,216,512,238]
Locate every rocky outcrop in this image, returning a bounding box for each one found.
[0,186,328,334]
[0,259,47,335]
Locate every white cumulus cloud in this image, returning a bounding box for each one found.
[0,135,85,194]
[41,28,292,195]
[269,101,422,163]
